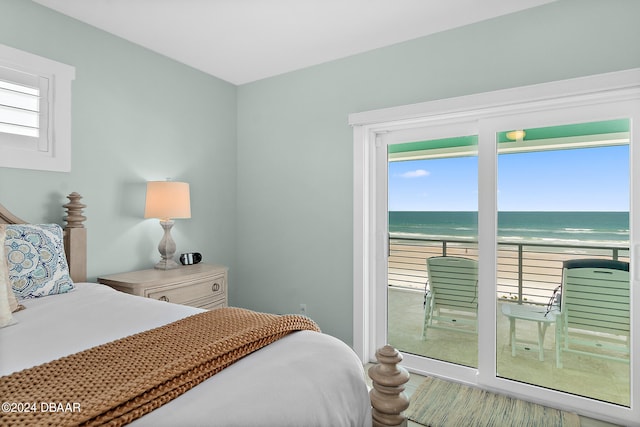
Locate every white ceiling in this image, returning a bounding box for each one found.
[33,0,555,85]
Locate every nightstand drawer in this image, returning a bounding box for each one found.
[147,275,226,305]
[98,264,228,310]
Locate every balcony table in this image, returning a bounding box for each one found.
[501,303,557,362]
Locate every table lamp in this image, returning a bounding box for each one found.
[144,181,191,270]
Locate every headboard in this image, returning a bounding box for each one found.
[0,192,87,282]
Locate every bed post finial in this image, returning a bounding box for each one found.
[63,192,86,228]
[369,345,410,427]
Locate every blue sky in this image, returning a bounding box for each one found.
[388,145,629,212]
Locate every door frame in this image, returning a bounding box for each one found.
[350,68,640,426]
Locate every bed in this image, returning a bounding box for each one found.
[0,193,407,427]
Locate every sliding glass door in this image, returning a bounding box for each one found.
[493,119,631,406]
[371,94,638,423]
[476,103,637,420]
[386,130,478,368]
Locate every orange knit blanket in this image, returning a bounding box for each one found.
[0,307,320,426]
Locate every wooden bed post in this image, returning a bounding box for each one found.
[369,345,410,427]
[63,192,87,283]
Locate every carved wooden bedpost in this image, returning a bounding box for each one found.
[63,192,87,282]
[369,345,410,427]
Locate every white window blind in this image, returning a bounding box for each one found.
[0,66,50,150]
[0,75,41,138]
[0,44,74,172]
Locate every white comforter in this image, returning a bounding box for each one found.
[0,283,372,426]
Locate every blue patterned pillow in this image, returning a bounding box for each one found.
[5,224,74,299]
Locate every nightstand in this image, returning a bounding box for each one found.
[97,264,228,310]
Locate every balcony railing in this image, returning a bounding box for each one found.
[388,235,629,304]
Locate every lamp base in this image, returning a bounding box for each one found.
[154,219,179,270]
[154,258,180,270]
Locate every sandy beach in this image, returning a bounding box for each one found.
[388,239,629,304]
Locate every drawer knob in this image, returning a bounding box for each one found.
[212,283,220,292]
[159,296,169,302]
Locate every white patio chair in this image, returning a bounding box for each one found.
[555,259,630,368]
[422,256,478,339]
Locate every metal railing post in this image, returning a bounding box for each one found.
[518,244,524,304]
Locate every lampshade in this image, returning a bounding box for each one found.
[144,181,191,220]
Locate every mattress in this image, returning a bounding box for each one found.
[0,283,372,426]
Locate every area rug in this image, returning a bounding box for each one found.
[406,376,580,427]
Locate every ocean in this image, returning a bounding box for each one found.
[388,211,629,247]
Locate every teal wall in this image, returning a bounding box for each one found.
[1,0,639,346]
[0,0,238,284]
[235,0,640,343]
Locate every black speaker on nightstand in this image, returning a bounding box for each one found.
[179,252,202,265]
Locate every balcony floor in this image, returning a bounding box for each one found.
[387,286,630,407]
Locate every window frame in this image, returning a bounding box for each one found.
[0,44,75,172]
[350,67,640,426]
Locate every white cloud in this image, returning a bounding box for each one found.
[400,169,429,178]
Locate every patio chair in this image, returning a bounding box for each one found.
[555,259,630,368]
[422,256,478,339]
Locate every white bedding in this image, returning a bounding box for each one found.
[0,283,372,426]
